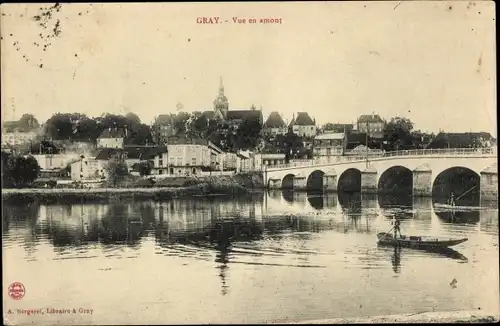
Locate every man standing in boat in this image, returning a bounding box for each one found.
[393,217,402,239]
[448,192,456,207]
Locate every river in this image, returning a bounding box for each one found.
[2,191,499,324]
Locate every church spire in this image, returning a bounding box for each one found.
[219,76,224,95]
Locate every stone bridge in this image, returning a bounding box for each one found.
[263,148,498,200]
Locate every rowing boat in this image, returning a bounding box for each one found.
[433,203,483,211]
[377,232,468,249]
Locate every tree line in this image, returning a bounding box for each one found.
[41,112,154,145]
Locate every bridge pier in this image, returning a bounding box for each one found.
[323,170,338,192]
[412,164,432,197]
[480,164,498,202]
[293,174,307,191]
[361,167,377,194]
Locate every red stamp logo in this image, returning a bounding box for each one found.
[8,282,25,300]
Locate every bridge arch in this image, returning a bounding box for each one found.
[306,170,325,192]
[377,165,413,195]
[282,174,295,190]
[432,166,481,205]
[338,168,362,192]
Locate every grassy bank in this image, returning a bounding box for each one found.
[1,172,264,204]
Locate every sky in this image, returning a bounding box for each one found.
[0,2,496,136]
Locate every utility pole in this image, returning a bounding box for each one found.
[365,121,369,168]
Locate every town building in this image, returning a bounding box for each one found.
[262,111,288,136]
[70,156,105,181]
[1,130,38,147]
[313,132,346,159]
[93,146,168,175]
[322,123,354,133]
[152,114,176,145]
[160,137,224,176]
[356,114,385,139]
[254,153,286,169]
[427,132,496,149]
[289,112,317,138]
[237,150,254,172]
[97,127,126,149]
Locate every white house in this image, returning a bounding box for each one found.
[1,131,37,147]
[97,127,125,149]
[289,112,317,138]
[237,150,253,172]
[262,111,288,137]
[313,132,346,159]
[153,137,223,177]
[254,153,287,170]
[222,152,240,171]
[357,113,385,139]
[70,157,106,181]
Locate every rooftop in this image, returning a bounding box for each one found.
[264,111,286,128]
[98,128,125,139]
[358,114,384,123]
[315,133,345,140]
[290,112,315,126]
[95,146,167,160]
[226,109,262,121]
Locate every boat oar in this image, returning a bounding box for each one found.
[456,186,477,201]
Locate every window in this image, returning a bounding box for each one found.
[192,168,196,174]
[170,168,173,174]
[192,157,196,165]
[487,174,494,184]
[159,169,163,175]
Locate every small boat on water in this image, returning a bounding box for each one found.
[377,232,468,249]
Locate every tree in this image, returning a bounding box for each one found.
[44,113,75,140]
[192,115,209,137]
[235,116,263,150]
[75,117,100,142]
[127,123,153,145]
[18,114,39,131]
[283,131,305,163]
[383,117,414,151]
[173,112,191,135]
[125,112,141,125]
[105,153,129,187]
[1,153,40,187]
[132,161,153,176]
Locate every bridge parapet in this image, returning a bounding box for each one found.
[266,147,497,171]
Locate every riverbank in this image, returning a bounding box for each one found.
[1,172,265,204]
[287,310,499,324]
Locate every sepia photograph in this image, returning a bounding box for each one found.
[1,1,498,324]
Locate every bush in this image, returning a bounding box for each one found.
[1,152,41,188]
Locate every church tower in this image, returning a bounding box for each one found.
[213,77,229,119]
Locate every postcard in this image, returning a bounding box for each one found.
[2,2,498,325]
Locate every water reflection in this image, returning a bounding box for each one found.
[378,244,468,275]
[2,191,498,321]
[307,191,324,210]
